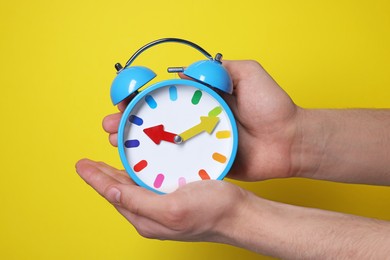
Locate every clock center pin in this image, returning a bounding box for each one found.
[174,135,183,144]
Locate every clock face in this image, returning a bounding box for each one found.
[118,79,238,194]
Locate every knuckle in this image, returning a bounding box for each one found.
[246,60,263,70]
[102,184,119,203]
[247,59,260,66]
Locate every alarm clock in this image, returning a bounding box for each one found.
[110,38,238,194]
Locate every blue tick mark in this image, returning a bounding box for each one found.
[145,95,157,109]
[129,115,143,126]
[125,139,140,148]
[169,86,177,101]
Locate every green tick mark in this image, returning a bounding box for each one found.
[191,90,202,105]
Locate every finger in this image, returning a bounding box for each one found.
[91,160,134,184]
[111,182,189,227]
[117,95,133,112]
[224,60,278,94]
[221,60,241,88]
[102,113,122,133]
[75,159,133,201]
[177,72,192,80]
[76,159,179,230]
[115,184,168,219]
[222,60,259,83]
[76,160,172,221]
[109,133,118,147]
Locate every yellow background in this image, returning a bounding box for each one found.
[1,0,389,259]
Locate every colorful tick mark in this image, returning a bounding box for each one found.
[133,160,148,172]
[154,174,165,188]
[124,139,140,148]
[216,130,231,139]
[212,153,227,163]
[199,169,211,180]
[169,86,177,101]
[191,90,202,105]
[145,95,157,109]
[208,106,222,117]
[129,115,143,126]
[178,177,187,187]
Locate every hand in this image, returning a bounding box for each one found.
[75,159,249,242]
[76,160,390,258]
[218,60,301,181]
[104,60,302,181]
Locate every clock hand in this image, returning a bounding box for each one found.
[178,116,219,142]
[143,124,178,144]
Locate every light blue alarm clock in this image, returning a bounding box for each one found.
[110,38,238,194]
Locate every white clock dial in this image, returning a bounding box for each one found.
[119,80,237,194]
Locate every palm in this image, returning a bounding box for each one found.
[76,159,247,242]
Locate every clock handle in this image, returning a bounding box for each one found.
[121,38,214,70]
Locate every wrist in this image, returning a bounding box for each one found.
[214,191,311,258]
[216,191,390,258]
[213,191,278,255]
[293,108,390,183]
[292,108,330,179]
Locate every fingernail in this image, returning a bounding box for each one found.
[107,187,121,204]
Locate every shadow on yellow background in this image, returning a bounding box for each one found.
[1,1,389,259]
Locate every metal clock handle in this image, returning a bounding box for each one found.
[117,38,214,72]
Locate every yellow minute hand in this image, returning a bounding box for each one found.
[178,116,219,142]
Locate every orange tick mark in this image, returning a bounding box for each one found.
[212,153,227,163]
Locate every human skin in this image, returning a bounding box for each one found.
[76,158,390,259]
[76,60,390,258]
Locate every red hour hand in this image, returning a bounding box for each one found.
[143,124,178,144]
